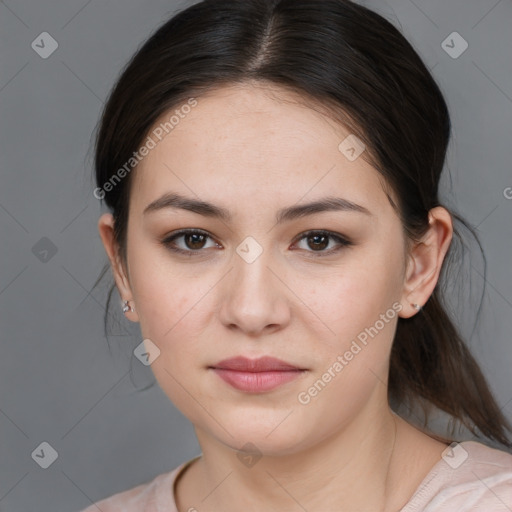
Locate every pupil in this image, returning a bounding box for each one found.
[309,234,328,251]
[187,233,205,249]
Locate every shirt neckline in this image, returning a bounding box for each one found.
[171,454,202,508]
[398,441,498,511]
[169,442,479,511]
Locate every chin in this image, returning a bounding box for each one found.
[200,409,317,457]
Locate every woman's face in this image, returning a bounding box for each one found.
[103,82,419,455]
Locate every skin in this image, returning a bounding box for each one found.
[98,82,453,512]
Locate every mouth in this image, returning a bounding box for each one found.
[208,356,307,393]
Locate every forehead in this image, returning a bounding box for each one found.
[131,82,393,218]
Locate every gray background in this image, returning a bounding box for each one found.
[0,0,511,510]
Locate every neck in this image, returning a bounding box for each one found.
[188,404,406,512]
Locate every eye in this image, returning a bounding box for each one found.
[161,229,220,255]
[293,230,353,256]
[161,229,353,257]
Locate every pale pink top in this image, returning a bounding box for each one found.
[79,441,512,511]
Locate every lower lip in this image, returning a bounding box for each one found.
[211,368,305,392]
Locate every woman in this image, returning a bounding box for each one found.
[82,0,512,510]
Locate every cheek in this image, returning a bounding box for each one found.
[295,287,400,430]
[127,265,213,386]
[302,259,401,351]
[303,242,404,401]
[129,262,212,421]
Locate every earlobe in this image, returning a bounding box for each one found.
[97,213,139,322]
[398,207,453,318]
[398,251,428,318]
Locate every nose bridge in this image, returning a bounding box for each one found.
[219,234,289,334]
[232,234,275,296]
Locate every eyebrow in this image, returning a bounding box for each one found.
[143,192,373,223]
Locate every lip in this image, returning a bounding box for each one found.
[211,356,303,372]
[209,356,307,393]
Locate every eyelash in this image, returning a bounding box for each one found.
[160,229,353,257]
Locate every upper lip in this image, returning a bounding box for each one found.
[210,356,304,372]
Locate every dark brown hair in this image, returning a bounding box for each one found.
[91,0,512,448]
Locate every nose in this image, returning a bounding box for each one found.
[218,243,291,337]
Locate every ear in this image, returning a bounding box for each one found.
[97,213,139,322]
[398,206,453,319]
